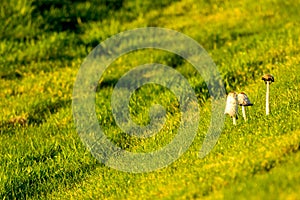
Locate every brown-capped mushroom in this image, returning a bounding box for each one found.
[225,92,238,125]
[262,74,274,115]
[238,92,253,121]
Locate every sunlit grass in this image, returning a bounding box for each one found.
[1,0,300,199]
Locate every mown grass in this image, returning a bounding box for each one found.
[206,149,300,200]
[1,0,300,199]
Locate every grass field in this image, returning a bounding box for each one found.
[1,0,300,199]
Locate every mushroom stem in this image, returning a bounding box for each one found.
[232,117,237,126]
[266,81,270,115]
[242,106,247,121]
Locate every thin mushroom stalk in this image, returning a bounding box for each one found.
[232,116,237,126]
[238,92,253,121]
[242,106,247,121]
[225,92,238,125]
[262,74,274,115]
[266,81,270,115]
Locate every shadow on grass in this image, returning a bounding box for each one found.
[19,144,63,167]
[27,99,71,125]
[0,99,71,135]
[0,71,23,80]
[0,58,79,82]
[31,0,124,33]
[1,161,99,199]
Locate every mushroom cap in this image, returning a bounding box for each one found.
[224,92,239,119]
[238,92,253,106]
[262,74,274,83]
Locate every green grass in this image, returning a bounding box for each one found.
[206,148,300,200]
[1,0,300,199]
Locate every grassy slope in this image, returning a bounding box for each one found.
[0,0,300,199]
[205,149,300,200]
[49,59,300,200]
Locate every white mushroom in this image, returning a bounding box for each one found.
[238,92,253,121]
[262,74,274,115]
[225,92,239,125]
